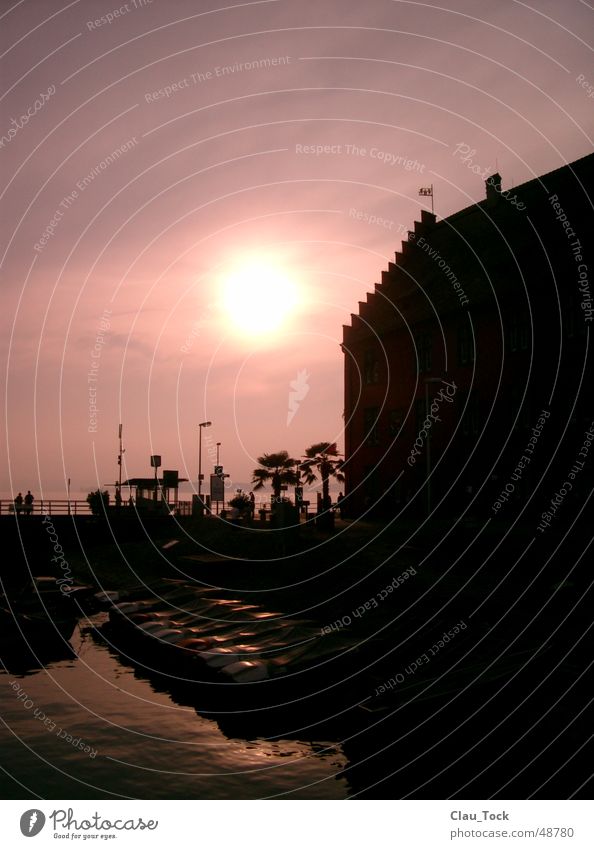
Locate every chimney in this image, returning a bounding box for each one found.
[486,172,502,201]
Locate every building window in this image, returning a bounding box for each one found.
[415,332,432,372]
[457,324,475,365]
[460,392,480,437]
[363,349,380,384]
[415,398,426,433]
[363,407,380,446]
[564,297,577,339]
[389,408,404,437]
[508,316,529,353]
[511,395,531,431]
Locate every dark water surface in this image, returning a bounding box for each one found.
[0,615,348,799]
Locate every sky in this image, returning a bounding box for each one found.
[1,0,593,500]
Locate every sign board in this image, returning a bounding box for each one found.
[210,474,225,501]
[150,455,161,468]
[163,470,178,488]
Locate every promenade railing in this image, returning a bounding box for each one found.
[0,500,195,517]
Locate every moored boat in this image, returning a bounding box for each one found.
[102,580,359,704]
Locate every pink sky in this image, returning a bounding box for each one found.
[2,0,593,499]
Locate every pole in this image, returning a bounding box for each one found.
[425,381,431,516]
[198,422,211,513]
[431,184,434,215]
[198,426,203,500]
[216,443,220,514]
[67,477,71,515]
[117,424,124,512]
[118,424,123,491]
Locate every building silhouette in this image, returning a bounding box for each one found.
[342,153,593,519]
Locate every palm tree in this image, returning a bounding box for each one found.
[300,442,345,510]
[252,450,300,501]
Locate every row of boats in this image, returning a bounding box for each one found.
[101,580,359,696]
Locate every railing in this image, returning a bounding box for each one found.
[0,500,91,516]
[0,500,195,517]
[1,499,320,518]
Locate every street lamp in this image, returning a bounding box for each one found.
[424,378,444,517]
[198,421,212,502]
[216,442,221,465]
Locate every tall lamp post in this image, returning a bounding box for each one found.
[198,421,212,505]
[424,378,443,517]
[216,442,221,465]
[116,423,125,511]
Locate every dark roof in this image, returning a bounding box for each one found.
[122,477,188,487]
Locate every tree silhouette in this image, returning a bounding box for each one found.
[252,450,299,501]
[300,442,345,510]
[86,489,110,516]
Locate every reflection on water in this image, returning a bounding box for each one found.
[0,615,348,799]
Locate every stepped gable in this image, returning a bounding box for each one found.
[343,151,594,345]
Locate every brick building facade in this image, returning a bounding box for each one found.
[342,153,593,519]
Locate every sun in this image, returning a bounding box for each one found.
[220,260,299,336]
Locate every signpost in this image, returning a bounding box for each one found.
[150,455,161,502]
[211,466,227,514]
[163,470,179,509]
[210,474,225,503]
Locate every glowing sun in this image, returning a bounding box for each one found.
[220,260,299,336]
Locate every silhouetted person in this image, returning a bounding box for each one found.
[14,492,23,515]
[24,490,34,515]
[115,487,122,510]
[249,491,255,520]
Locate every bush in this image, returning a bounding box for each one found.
[229,493,251,514]
[87,489,110,516]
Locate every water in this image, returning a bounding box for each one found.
[0,615,349,799]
